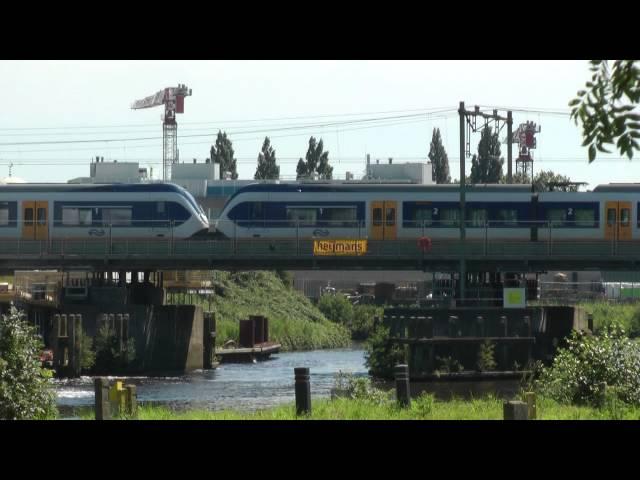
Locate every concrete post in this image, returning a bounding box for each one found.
[95,377,111,420]
[394,364,411,408]
[503,400,528,420]
[294,367,312,416]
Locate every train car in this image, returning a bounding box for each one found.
[213,182,640,242]
[0,183,209,241]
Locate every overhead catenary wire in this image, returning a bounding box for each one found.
[0,110,456,147]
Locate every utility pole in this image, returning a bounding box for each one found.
[458,102,466,303]
[507,110,513,183]
[457,103,513,303]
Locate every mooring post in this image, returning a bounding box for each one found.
[503,400,528,420]
[395,364,411,408]
[125,384,138,419]
[94,377,111,420]
[524,392,537,420]
[294,367,312,416]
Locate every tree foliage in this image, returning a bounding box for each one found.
[428,128,451,183]
[211,130,238,179]
[535,326,640,406]
[317,294,353,329]
[0,306,57,420]
[296,136,332,179]
[365,324,406,379]
[512,170,579,192]
[254,136,280,180]
[469,126,503,183]
[570,60,640,162]
[93,323,136,374]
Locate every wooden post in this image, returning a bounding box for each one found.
[503,400,528,420]
[524,392,537,419]
[395,364,411,408]
[94,377,111,420]
[294,367,312,416]
[125,384,138,419]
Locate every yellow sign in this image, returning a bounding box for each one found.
[503,288,526,308]
[313,239,368,256]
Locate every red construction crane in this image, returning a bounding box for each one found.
[131,84,192,181]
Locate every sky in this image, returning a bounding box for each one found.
[0,60,636,189]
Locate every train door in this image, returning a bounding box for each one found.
[22,201,48,240]
[370,201,397,240]
[605,201,632,241]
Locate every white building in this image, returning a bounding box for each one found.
[364,157,434,184]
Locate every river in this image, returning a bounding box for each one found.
[54,345,368,418]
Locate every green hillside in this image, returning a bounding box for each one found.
[206,271,350,351]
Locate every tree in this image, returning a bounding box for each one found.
[428,128,451,183]
[0,306,57,419]
[254,137,280,180]
[296,158,307,178]
[512,170,579,192]
[211,130,238,180]
[297,136,332,179]
[469,126,504,183]
[570,60,640,162]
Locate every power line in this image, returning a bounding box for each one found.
[0,115,445,154]
[0,106,454,132]
[0,110,455,147]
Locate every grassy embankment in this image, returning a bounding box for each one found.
[171,271,350,351]
[76,394,640,420]
[579,301,640,335]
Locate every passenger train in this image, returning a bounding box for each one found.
[0,183,209,240]
[214,182,640,242]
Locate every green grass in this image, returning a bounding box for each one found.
[170,271,351,351]
[74,395,640,420]
[578,301,640,335]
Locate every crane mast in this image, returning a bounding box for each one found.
[131,84,192,181]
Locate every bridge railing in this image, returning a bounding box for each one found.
[0,219,632,259]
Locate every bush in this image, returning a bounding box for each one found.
[365,324,405,379]
[93,323,136,374]
[351,305,382,340]
[79,327,95,371]
[476,340,497,372]
[0,306,57,419]
[535,325,640,406]
[275,270,294,289]
[318,294,354,328]
[332,371,392,405]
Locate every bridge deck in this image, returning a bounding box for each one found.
[0,238,638,271]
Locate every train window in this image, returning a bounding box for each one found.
[497,209,518,226]
[25,208,34,226]
[385,207,396,227]
[607,208,616,226]
[102,208,132,226]
[248,202,264,221]
[575,208,596,227]
[467,208,487,227]
[0,207,8,226]
[547,208,567,227]
[413,208,433,227]
[440,208,460,227]
[286,208,317,227]
[157,202,165,214]
[621,208,630,227]
[37,208,46,226]
[319,207,357,227]
[78,209,92,226]
[62,208,92,226]
[373,208,382,226]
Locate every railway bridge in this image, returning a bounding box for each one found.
[0,237,639,272]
